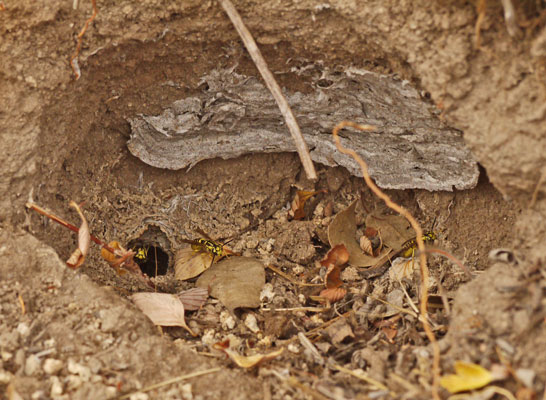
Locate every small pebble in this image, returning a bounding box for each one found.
[66,375,83,391]
[24,355,41,376]
[17,322,30,338]
[43,358,63,375]
[287,343,300,354]
[50,376,63,397]
[67,359,91,381]
[244,314,260,333]
[0,369,13,384]
[259,283,275,302]
[220,311,236,330]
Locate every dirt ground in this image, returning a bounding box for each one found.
[1,1,546,399]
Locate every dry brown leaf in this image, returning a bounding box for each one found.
[100,240,142,275]
[174,246,213,281]
[101,240,125,265]
[66,201,90,269]
[131,292,195,336]
[365,213,414,250]
[213,342,284,368]
[380,326,397,343]
[321,244,349,289]
[196,257,265,313]
[288,189,326,220]
[328,200,390,267]
[319,287,347,303]
[177,287,209,311]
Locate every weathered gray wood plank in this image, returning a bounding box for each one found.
[128,66,478,191]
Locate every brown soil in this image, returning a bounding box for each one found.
[1,1,545,399]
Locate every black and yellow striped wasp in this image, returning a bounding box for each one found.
[133,245,150,264]
[398,231,437,258]
[181,228,236,269]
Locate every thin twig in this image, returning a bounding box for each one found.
[420,247,471,277]
[332,121,440,400]
[70,0,98,79]
[26,202,114,253]
[266,264,323,287]
[115,367,221,400]
[218,0,317,180]
[333,364,389,392]
[529,169,546,208]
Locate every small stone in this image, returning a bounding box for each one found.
[180,383,192,400]
[43,358,63,375]
[340,266,360,282]
[1,351,13,362]
[25,355,41,376]
[31,390,46,399]
[17,322,30,338]
[201,329,217,347]
[515,368,535,388]
[246,239,259,249]
[14,349,25,369]
[50,376,63,397]
[325,319,354,345]
[220,311,236,330]
[259,283,275,302]
[67,359,91,381]
[66,375,83,391]
[287,343,300,353]
[0,369,13,384]
[244,314,260,333]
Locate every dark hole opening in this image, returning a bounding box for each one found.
[127,242,169,277]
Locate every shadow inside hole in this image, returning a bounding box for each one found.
[128,243,169,277]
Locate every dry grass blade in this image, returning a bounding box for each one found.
[333,364,389,392]
[266,264,322,287]
[420,247,471,277]
[218,0,316,180]
[332,121,440,400]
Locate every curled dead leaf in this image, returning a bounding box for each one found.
[131,292,195,336]
[328,200,390,267]
[213,341,284,368]
[288,189,326,220]
[318,245,349,303]
[177,287,209,311]
[66,201,90,269]
[174,246,213,280]
[321,244,350,270]
[100,241,140,275]
[319,287,347,303]
[359,235,373,256]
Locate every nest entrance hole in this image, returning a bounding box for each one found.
[127,225,171,277]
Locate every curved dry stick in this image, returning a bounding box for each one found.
[70,0,98,79]
[421,247,472,278]
[218,0,317,180]
[332,121,440,400]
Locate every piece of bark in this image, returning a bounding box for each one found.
[128,66,478,191]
